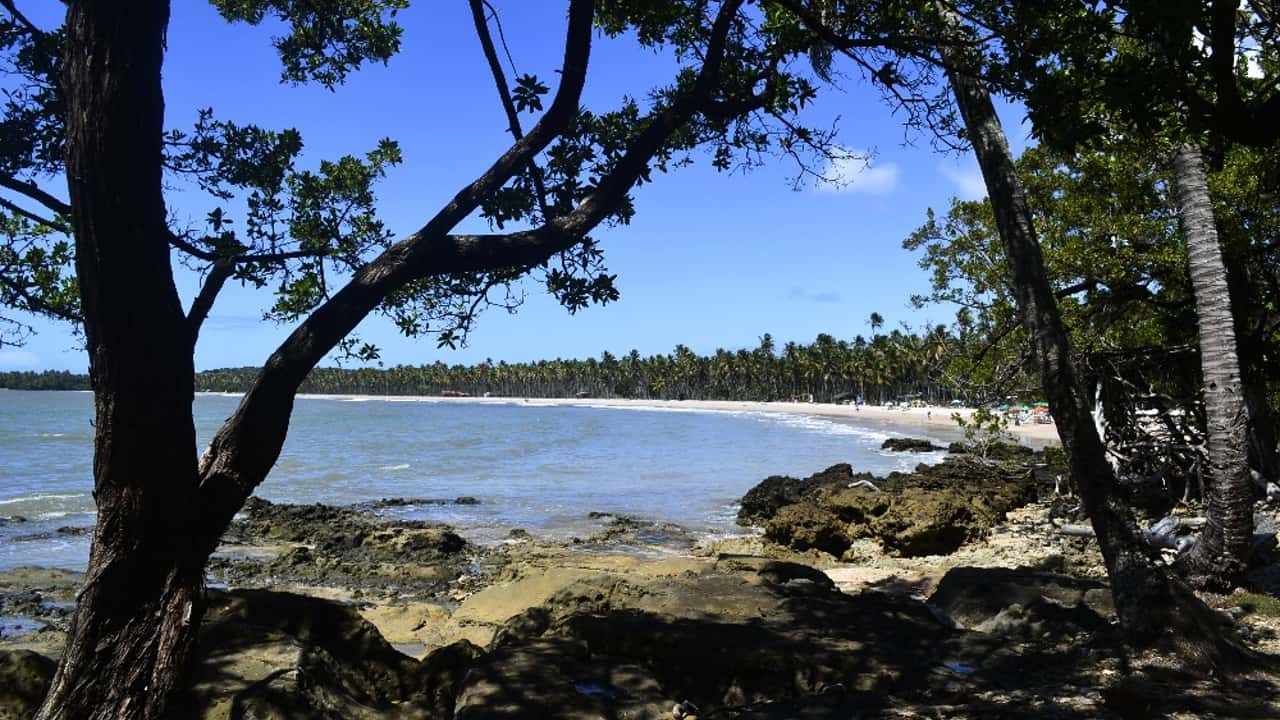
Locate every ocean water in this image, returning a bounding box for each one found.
[0,390,962,571]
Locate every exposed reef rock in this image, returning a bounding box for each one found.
[210,497,473,598]
[741,447,1060,558]
[881,437,946,452]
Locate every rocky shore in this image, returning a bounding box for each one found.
[2,441,1279,719]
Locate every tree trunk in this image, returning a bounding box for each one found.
[38,2,205,720]
[937,11,1245,665]
[1173,143,1255,590]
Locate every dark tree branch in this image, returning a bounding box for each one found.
[773,0,979,52]
[1209,0,1249,128]
[186,259,233,341]
[481,0,519,75]
[193,0,749,550]
[168,230,329,265]
[468,0,552,219]
[0,196,69,234]
[1182,0,1280,145]
[1056,278,1098,298]
[167,232,217,261]
[0,0,43,38]
[0,175,71,215]
[193,0,602,546]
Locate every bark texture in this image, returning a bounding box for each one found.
[37,2,206,719]
[1174,143,1255,589]
[936,10,1243,665]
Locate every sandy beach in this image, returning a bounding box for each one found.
[290,393,1063,445]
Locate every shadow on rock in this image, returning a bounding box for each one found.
[172,588,481,720]
[453,557,952,719]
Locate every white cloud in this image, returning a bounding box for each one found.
[0,349,41,370]
[939,160,987,200]
[817,149,899,195]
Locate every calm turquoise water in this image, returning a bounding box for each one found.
[0,390,960,571]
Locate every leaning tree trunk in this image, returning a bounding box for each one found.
[936,11,1245,665]
[1173,143,1255,590]
[36,2,206,719]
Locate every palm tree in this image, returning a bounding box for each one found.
[1172,143,1255,589]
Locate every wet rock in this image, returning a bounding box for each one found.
[584,514,695,549]
[0,591,72,633]
[211,497,473,598]
[0,649,54,718]
[353,496,482,510]
[881,437,945,452]
[0,516,26,526]
[12,525,91,543]
[0,568,82,648]
[928,566,1113,638]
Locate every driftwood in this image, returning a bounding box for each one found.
[1058,520,1275,564]
[1057,515,1207,552]
[1143,515,1205,551]
[846,479,881,492]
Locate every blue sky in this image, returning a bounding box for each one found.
[0,2,1028,373]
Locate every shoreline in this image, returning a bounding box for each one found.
[277,393,1062,446]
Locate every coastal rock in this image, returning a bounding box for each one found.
[946,441,1036,462]
[743,454,1048,558]
[736,463,854,525]
[860,489,976,557]
[174,589,481,720]
[928,566,1114,638]
[452,562,950,718]
[764,505,852,557]
[0,568,82,653]
[881,437,945,453]
[583,513,695,549]
[211,497,473,598]
[0,649,54,719]
[352,496,482,511]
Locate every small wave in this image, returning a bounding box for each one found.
[0,493,87,506]
[35,510,95,521]
[379,463,411,471]
[35,433,66,438]
[751,413,891,441]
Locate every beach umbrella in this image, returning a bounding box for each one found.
[996,404,1010,412]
